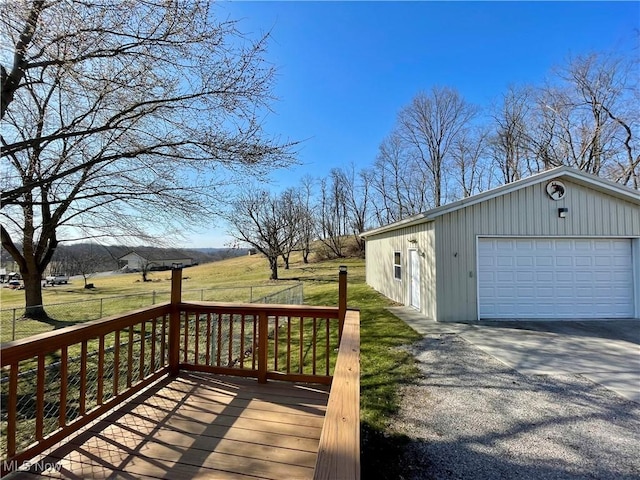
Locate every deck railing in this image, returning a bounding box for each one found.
[0,304,172,475]
[0,268,359,478]
[177,303,341,384]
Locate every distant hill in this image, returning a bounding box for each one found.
[191,247,253,256]
[1,243,249,275]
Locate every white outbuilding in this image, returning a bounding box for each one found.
[361,167,640,322]
[118,250,193,271]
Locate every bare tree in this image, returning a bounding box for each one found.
[279,188,303,270]
[68,247,103,288]
[227,191,292,280]
[344,165,371,256]
[489,86,536,183]
[397,87,478,207]
[371,131,430,225]
[1,0,295,317]
[51,243,106,287]
[451,127,493,197]
[317,170,350,258]
[296,176,316,264]
[530,52,638,184]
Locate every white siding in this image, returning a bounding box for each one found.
[365,222,436,320]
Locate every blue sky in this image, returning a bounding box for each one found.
[191,1,639,248]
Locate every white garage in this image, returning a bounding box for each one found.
[478,238,634,319]
[362,166,640,322]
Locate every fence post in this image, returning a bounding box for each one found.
[99,299,103,319]
[169,267,183,376]
[12,308,16,341]
[338,266,347,341]
[152,290,156,305]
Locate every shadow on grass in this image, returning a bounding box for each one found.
[20,313,86,330]
[362,422,415,479]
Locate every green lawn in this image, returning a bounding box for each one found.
[1,253,422,475]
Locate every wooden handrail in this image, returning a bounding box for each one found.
[313,309,360,480]
[178,301,340,318]
[0,303,171,366]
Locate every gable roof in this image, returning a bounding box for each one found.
[118,248,193,261]
[361,166,640,238]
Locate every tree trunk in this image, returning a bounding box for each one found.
[22,268,47,319]
[268,256,278,280]
[2,222,52,320]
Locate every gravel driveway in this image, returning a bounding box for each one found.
[391,334,640,480]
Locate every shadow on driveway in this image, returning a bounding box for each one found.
[390,334,640,480]
[475,319,640,345]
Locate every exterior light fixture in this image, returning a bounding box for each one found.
[558,207,568,218]
[171,262,183,270]
[339,265,347,273]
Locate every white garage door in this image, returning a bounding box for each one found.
[478,238,634,319]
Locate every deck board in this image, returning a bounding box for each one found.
[11,373,330,480]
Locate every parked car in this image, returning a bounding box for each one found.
[45,274,69,285]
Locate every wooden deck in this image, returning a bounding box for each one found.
[9,373,330,479]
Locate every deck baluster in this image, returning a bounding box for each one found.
[97,336,105,405]
[60,346,68,427]
[36,355,45,440]
[80,340,88,415]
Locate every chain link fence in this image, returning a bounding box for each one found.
[0,283,303,343]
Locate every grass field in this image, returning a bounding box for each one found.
[1,252,422,476]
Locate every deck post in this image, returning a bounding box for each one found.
[338,266,347,340]
[169,267,183,376]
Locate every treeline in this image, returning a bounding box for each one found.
[226,50,638,279]
[1,244,244,276]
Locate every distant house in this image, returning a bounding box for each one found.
[1,269,20,282]
[118,250,193,271]
[361,166,640,322]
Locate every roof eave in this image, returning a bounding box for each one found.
[361,166,639,238]
[360,213,430,238]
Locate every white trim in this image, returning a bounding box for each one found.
[633,238,640,319]
[477,234,639,239]
[361,213,428,238]
[476,235,481,322]
[393,251,402,282]
[408,248,421,310]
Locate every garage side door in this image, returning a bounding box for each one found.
[478,238,634,319]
